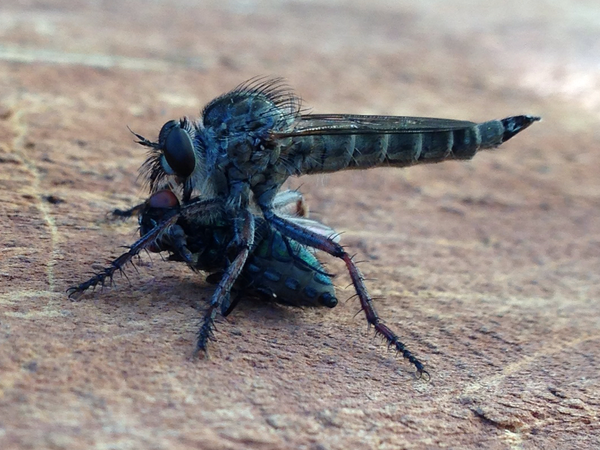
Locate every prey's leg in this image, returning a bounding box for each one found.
[195,209,255,354]
[111,203,145,219]
[263,209,428,378]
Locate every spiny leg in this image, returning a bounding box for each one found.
[272,190,337,276]
[195,209,255,354]
[68,196,224,299]
[263,209,428,378]
[67,211,180,298]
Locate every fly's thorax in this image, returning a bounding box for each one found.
[184,224,231,272]
[202,87,295,139]
[199,87,296,195]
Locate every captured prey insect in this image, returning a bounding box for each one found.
[69,77,540,377]
[71,189,339,311]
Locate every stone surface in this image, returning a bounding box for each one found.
[1,1,599,449]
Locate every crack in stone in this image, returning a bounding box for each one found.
[6,103,60,291]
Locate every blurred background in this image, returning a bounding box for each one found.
[1,1,599,449]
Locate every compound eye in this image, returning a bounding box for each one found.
[148,189,179,209]
[159,120,196,178]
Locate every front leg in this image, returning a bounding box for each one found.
[262,208,428,378]
[67,211,180,299]
[68,195,224,299]
[195,208,255,354]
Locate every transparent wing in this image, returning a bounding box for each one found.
[271,190,340,244]
[273,114,477,137]
[284,216,340,244]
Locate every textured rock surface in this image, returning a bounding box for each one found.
[1,1,599,448]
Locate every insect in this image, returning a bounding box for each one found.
[72,189,338,310]
[69,77,540,377]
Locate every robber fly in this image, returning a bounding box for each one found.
[69,77,540,377]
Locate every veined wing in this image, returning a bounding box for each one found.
[272,114,477,137]
[284,216,341,244]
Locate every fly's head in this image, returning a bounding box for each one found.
[135,118,199,202]
[135,78,301,210]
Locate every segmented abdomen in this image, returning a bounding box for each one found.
[288,116,537,174]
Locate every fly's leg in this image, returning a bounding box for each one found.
[68,197,224,299]
[67,212,180,299]
[195,209,255,354]
[263,209,428,378]
[271,189,337,276]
